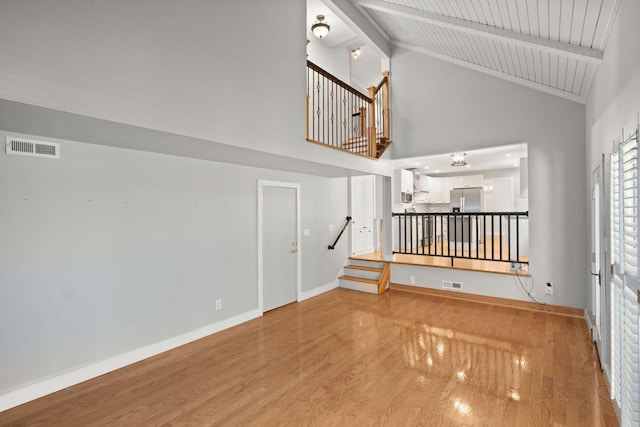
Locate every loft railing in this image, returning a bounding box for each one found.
[392,212,529,266]
[306,61,390,159]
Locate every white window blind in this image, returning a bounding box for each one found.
[622,286,639,426]
[612,150,621,268]
[610,136,640,427]
[621,139,639,284]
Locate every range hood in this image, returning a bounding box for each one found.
[410,169,428,195]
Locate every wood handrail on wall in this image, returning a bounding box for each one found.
[306,61,390,159]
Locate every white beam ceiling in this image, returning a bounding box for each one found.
[354,0,603,64]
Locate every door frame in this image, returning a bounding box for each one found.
[257,180,301,313]
[591,155,609,372]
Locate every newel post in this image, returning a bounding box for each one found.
[382,71,390,140]
[367,86,376,158]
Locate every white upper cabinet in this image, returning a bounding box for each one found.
[421,175,444,202]
[442,178,452,203]
[400,169,413,193]
[448,174,484,189]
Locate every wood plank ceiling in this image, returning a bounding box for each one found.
[352,0,620,103]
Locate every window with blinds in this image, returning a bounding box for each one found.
[610,133,640,427]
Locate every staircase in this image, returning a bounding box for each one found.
[338,258,390,295]
[343,135,392,158]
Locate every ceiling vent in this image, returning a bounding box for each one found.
[443,280,463,291]
[6,136,60,159]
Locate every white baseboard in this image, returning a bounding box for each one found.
[0,308,262,412]
[584,309,594,339]
[299,281,338,301]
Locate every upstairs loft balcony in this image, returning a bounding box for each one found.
[306,61,391,159]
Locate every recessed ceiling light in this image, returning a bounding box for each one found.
[505,153,512,157]
[414,162,420,166]
[513,163,519,167]
[423,166,429,169]
[465,164,471,168]
[435,169,440,173]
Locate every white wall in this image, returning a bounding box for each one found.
[391,265,541,305]
[390,49,587,308]
[0,130,348,398]
[585,0,640,310]
[482,168,528,212]
[307,39,350,83]
[0,0,391,177]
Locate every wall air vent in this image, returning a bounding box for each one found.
[443,280,463,290]
[6,136,60,159]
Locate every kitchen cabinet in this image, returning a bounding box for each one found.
[448,174,484,189]
[434,216,448,242]
[418,174,483,203]
[394,169,414,204]
[400,169,413,193]
[421,175,444,202]
[442,178,452,202]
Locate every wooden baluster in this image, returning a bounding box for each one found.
[367,86,376,157]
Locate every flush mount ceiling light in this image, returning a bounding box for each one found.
[450,152,467,166]
[351,47,361,59]
[311,15,330,38]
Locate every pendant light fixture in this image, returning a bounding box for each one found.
[450,152,467,166]
[311,15,330,38]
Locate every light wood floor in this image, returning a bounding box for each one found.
[360,237,530,276]
[0,289,616,426]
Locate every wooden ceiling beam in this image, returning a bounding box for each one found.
[355,0,603,64]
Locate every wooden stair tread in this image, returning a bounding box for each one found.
[338,275,378,285]
[349,257,388,262]
[344,265,383,273]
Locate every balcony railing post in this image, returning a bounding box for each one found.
[359,106,366,138]
[306,95,310,140]
[367,85,376,157]
[382,71,390,140]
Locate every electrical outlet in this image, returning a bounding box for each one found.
[545,282,553,295]
[216,299,222,310]
[410,276,416,284]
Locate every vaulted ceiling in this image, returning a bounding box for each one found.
[330,0,621,103]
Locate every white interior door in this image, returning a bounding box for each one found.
[351,175,375,255]
[261,183,298,312]
[591,164,606,361]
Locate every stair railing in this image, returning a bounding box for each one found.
[306,61,390,158]
[328,216,352,250]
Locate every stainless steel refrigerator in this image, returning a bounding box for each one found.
[449,187,483,249]
[450,187,483,212]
